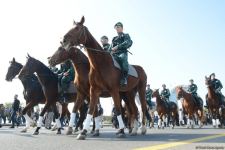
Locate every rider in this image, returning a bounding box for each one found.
[110,22,133,86]
[160,84,170,104]
[211,73,224,105]
[100,36,110,51]
[58,60,75,102]
[146,84,153,109]
[188,79,202,107]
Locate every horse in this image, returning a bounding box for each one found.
[152,89,178,129]
[176,86,204,128]
[17,55,76,135]
[49,45,139,136]
[5,58,79,133]
[61,16,148,140]
[205,75,224,128]
[6,57,45,132]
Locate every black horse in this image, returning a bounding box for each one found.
[6,58,45,132]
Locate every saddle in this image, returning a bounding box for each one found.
[58,81,77,94]
[111,54,138,78]
[193,95,203,108]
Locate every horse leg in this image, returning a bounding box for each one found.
[125,92,138,136]
[112,91,126,138]
[137,85,147,135]
[52,103,62,134]
[212,111,217,128]
[66,93,85,135]
[197,109,203,128]
[216,111,221,128]
[21,101,36,133]
[33,102,51,135]
[92,105,101,137]
[77,87,101,140]
[190,115,194,129]
[158,115,162,129]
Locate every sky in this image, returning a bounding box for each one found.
[0,0,224,115]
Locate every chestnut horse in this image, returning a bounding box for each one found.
[205,75,224,128]
[152,89,178,129]
[49,45,139,136]
[18,55,79,135]
[176,86,204,128]
[61,16,147,139]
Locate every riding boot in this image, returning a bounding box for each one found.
[120,71,128,86]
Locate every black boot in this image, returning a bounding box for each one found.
[120,71,128,86]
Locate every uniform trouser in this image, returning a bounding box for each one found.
[61,76,72,92]
[11,111,18,127]
[113,52,129,82]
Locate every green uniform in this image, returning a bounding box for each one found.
[58,61,75,92]
[146,88,153,108]
[103,43,110,51]
[188,83,202,107]
[160,89,170,101]
[111,33,133,86]
[188,84,198,96]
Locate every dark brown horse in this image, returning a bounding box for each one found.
[61,16,147,139]
[152,89,178,129]
[5,58,76,132]
[176,86,204,128]
[49,45,139,136]
[17,55,73,135]
[205,76,224,128]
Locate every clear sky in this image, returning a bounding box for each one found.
[0,0,224,115]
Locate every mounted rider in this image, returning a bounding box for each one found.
[100,36,110,51]
[146,84,153,109]
[210,73,224,105]
[188,79,202,107]
[160,84,170,105]
[58,60,75,102]
[110,22,133,86]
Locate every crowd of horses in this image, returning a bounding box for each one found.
[5,16,225,140]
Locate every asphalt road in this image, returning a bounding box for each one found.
[0,125,225,150]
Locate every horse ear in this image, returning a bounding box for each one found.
[205,76,208,80]
[27,53,31,59]
[73,20,77,25]
[80,16,85,25]
[12,57,15,62]
[60,41,63,46]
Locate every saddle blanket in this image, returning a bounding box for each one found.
[111,55,138,78]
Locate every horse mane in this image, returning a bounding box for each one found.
[31,57,56,78]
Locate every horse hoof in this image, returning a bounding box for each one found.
[56,131,61,134]
[172,126,174,129]
[77,133,86,140]
[92,130,100,137]
[33,131,39,135]
[117,133,126,138]
[141,130,147,135]
[66,127,73,135]
[21,128,27,133]
[51,127,57,131]
[130,132,137,136]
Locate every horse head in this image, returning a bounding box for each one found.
[62,16,87,50]
[152,89,160,98]
[205,76,213,87]
[5,57,23,81]
[48,43,70,66]
[176,86,184,99]
[18,54,37,79]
